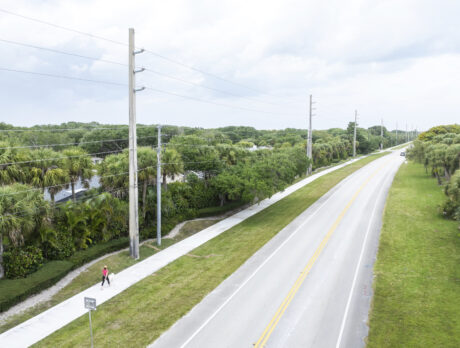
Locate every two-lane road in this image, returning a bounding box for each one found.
[150,151,405,348]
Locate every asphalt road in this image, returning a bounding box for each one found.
[150,151,405,348]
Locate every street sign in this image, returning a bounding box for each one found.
[84,297,96,310]
[84,297,96,348]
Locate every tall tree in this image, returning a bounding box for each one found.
[161,148,183,189]
[137,147,157,220]
[28,148,69,200]
[62,147,94,202]
[0,184,50,278]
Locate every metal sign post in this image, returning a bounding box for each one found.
[84,297,97,348]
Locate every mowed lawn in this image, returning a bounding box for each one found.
[368,162,460,347]
[33,153,387,348]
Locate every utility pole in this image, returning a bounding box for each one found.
[380,118,383,150]
[406,123,408,143]
[156,125,162,246]
[353,110,357,157]
[306,94,314,175]
[396,122,398,145]
[128,28,145,259]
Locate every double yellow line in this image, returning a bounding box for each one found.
[254,161,388,347]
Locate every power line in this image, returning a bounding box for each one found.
[142,48,267,95]
[0,159,227,197]
[0,8,273,97]
[141,68,280,106]
[0,149,122,166]
[143,85,300,116]
[0,8,126,47]
[0,125,178,133]
[0,67,126,87]
[0,38,127,66]
[0,38,284,107]
[0,135,159,150]
[0,67,299,116]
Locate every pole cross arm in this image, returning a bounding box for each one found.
[134,48,144,55]
[134,67,145,74]
[134,86,145,93]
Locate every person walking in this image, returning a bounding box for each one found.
[101,265,110,288]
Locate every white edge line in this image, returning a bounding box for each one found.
[178,158,379,348]
[335,160,397,348]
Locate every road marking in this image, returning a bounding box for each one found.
[254,160,389,348]
[335,161,396,348]
[177,159,368,348]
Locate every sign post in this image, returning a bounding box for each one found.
[84,297,97,348]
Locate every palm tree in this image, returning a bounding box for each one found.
[62,148,94,202]
[137,147,157,220]
[28,149,69,202]
[161,148,183,189]
[0,184,50,278]
[45,168,70,205]
[0,144,30,185]
[98,152,129,198]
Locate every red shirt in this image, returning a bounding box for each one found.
[102,269,108,277]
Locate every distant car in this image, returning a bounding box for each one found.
[400,152,406,156]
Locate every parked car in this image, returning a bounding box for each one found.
[400,152,406,156]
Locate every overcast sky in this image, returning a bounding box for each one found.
[0,0,459,131]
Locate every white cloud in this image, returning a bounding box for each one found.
[0,0,459,131]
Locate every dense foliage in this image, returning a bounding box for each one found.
[0,121,410,280]
[407,125,460,230]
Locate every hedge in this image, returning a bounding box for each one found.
[0,260,73,312]
[0,237,129,313]
[197,201,245,218]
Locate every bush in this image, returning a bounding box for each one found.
[68,237,129,267]
[41,229,74,260]
[3,246,44,279]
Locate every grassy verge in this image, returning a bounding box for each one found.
[391,143,411,150]
[197,201,245,218]
[0,219,219,333]
[0,238,129,313]
[177,219,221,237]
[31,152,388,348]
[367,162,460,347]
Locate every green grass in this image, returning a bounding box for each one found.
[197,201,245,217]
[31,152,388,348]
[367,162,460,348]
[178,219,221,237]
[391,143,411,150]
[0,238,129,313]
[0,219,219,333]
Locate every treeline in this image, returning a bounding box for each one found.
[0,121,411,280]
[407,125,460,229]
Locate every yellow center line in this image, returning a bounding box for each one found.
[254,161,389,347]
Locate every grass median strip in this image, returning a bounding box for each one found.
[34,153,388,348]
[367,162,460,348]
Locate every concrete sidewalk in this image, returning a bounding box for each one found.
[0,156,366,347]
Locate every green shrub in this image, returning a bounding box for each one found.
[0,260,73,312]
[68,237,129,267]
[41,229,74,260]
[3,246,44,279]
